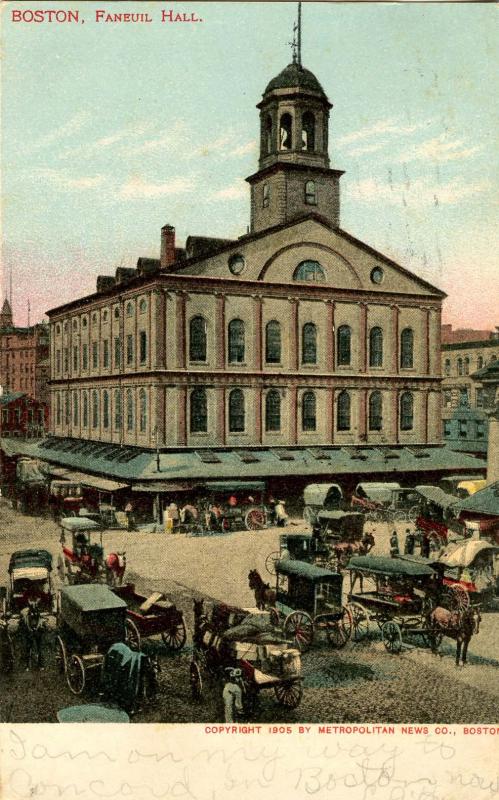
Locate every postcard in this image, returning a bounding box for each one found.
[0,0,498,797]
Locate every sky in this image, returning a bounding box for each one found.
[2,1,498,330]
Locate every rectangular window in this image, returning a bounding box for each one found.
[443,390,452,408]
[139,331,147,364]
[103,339,110,368]
[82,343,88,370]
[458,419,468,438]
[92,341,99,369]
[114,337,121,368]
[126,334,134,365]
[459,388,469,407]
[476,388,484,408]
[476,421,485,440]
[63,348,69,373]
[443,420,452,437]
[73,346,78,372]
[262,183,269,208]
[56,350,61,374]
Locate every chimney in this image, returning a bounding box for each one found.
[160,225,175,269]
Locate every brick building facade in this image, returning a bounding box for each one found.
[47,60,446,457]
[0,298,50,405]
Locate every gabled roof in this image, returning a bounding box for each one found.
[458,482,499,517]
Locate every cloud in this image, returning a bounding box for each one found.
[338,118,431,147]
[33,167,105,190]
[57,120,159,161]
[20,111,90,154]
[348,176,490,207]
[119,175,195,199]
[211,183,247,200]
[394,134,481,164]
[229,140,257,157]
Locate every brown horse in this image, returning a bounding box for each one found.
[248,570,276,610]
[429,605,481,666]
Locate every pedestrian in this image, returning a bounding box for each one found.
[166,502,179,529]
[404,528,415,555]
[268,497,277,526]
[222,667,243,722]
[275,500,289,527]
[389,530,399,557]
[420,534,430,559]
[124,501,135,531]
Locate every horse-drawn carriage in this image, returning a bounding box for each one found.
[190,599,303,715]
[200,481,269,532]
[414,485,464,554]
[345,554,473,653]
[49,480,83,520]
[351,483,420,523]
[438,540,499,609]
[112,583,187,652]
[5,549,55,615]
[302,483,343,525]
[57,517,126,586]
[272,560,352,651]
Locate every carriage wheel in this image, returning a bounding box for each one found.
[66,655,86,695]
[326,606,353,649]
[408,505,420,523]
[303,506,316,526]
[189,660,203,700]
[269,606,280,627]
[381,621,402,654]
[124,619,141,651]
[445,584,470,612]
[161,618,187,651]
[265,551,280,576]
[392,510,407,522]
[274,681,303,709]
[284,611,314,652]
[366,510,380,523]
[347,602,370,642]
[55,635,67,674]
[245,508,266,531]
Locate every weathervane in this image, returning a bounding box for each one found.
[289,2,302,67]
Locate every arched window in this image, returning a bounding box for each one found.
[400,392,414,431]
[114,389,122,430]
[139,298,147,314]
[477,356,484,369]
[337,391,351,431]
[457,358,463,376]
[265,114,273,154]
[444,358,451,376]
[92,390,99,429]
[302,323,317,364]
[265,390,281,432]
[304,180,317,205]
[464,356,470,375]
[400,328,414,369]
[189,316,207,362]
[293,260,325,282]
[262,183,270,208]
[302,391,316,431]
[337,325,351,366]
[114,306,120,319]
[126,389,134,431]
[279,113,292,150]
[126,302,134,317]
[73,391,79,426]
[56,393,61,425]
[491,354,498,362]
[139,388,147,432]
[369,327,383,367]
[103,390,109,429]
[190,388,207,433]
[82,391,88,428]
[369,391,383,431]
[229,389,245,433]
[265,320,281,364]
[302,111,315,151]
[228,319,245,363]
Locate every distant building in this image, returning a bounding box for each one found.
[0,298,50,407]
[0,392,48,439]
[441,327,499,455]
[441,324,496,345]
[472,359,499,484]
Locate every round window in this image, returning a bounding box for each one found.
[370,266,384,285]
[228,254,245,275]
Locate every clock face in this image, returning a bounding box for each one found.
[371,266,384,285]
[229,254,245,275]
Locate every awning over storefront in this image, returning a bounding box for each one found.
[46,467,128,493]
[132,482,195,493]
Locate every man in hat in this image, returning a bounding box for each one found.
[404,528,415,555]
[222,667,244,722]
[390,530,400,558]
[275,500,288,527]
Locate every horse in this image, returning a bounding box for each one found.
[19,599,45,670]
[248,570,276,610]
[105,551,127,586]
[429,605,481,666]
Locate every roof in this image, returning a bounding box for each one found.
[276,559,339,581]
[61,584,127,612]
[415,485,460,510]
[59,516,102,532]
[1,439,487,485]
[439,540,499,568]
[264,63,328,99]
[472,360,499,381]
[10,566,49,581]
[458,482,499,517]
[347,555,435,577]
[9,549,53,572]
